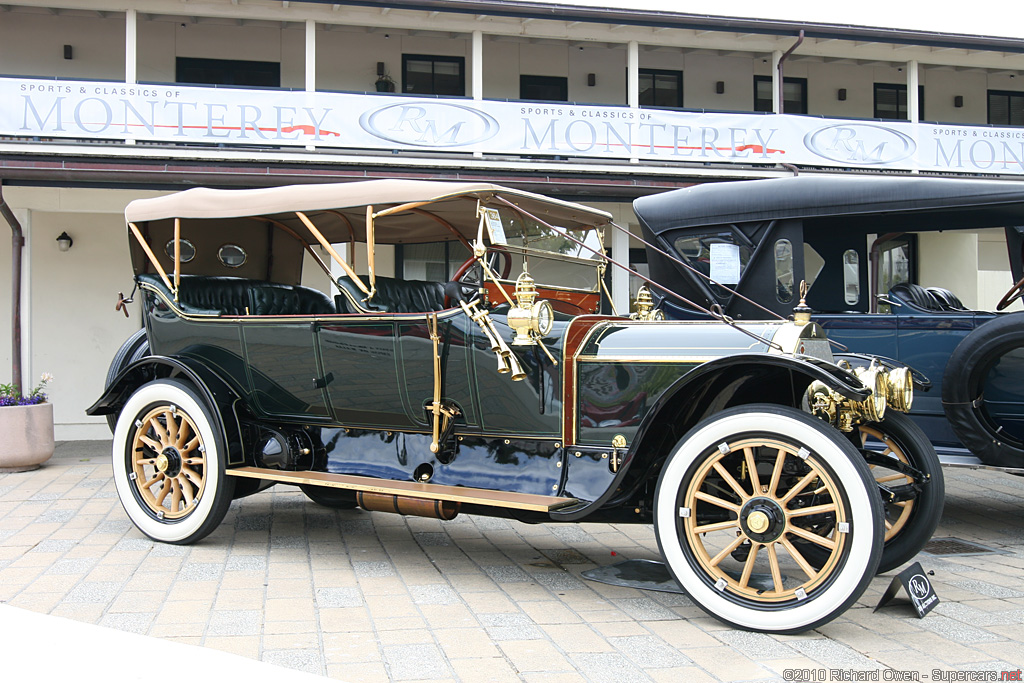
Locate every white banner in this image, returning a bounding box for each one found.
[4,77,1024,175]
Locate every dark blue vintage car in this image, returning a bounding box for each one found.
[635,175,1024,474]
[90,179,939,634]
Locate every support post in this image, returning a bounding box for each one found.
[0,183,24,394]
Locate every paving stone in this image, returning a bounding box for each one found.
[179,562,223,581]
[410,584,459,605]
[948,578,1024,599]
[63,581,121,604]
[315,586,363,608]
[482,565,533,583]
[383,643,450,680]
[612,597,680,621]
[262,649,324,675]
[226,555,267,572]
[353,561,394,578]
[207,609,262,636]
[571,652,647,682]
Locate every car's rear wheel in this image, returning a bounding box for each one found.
[112,379,234,544]
[104,328,150,433]
[858,412,944,573]
[653,404,883,634]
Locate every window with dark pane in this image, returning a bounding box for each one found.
[753,76,807,114]
[988,90,1024,126]
[874,83,925,120]
[401,55,465,96]
[176,57,280,87]
[639,69,683,108]
[521,75,568,102]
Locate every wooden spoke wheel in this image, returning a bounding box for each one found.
[858,411,944,574]
[112,379,234,545]
[654,405,883,634]
[130,404,208,519]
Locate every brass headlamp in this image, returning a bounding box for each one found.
[630,286,665,321]
[806,359,914,432]
[508,271,554,346]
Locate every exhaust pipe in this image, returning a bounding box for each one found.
[356,491,460,520]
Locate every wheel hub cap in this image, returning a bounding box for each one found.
[157,447,183,478]
[740,497,786,543]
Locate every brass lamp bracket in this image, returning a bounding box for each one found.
[426,312,461,455]
[507,271,558,364]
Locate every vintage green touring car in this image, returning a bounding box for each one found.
[88,179,940,634]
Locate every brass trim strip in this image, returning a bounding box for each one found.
[173,217,180,299]
[226,466,577,512]
[575,355,715,363]
[295,211,369,295]
[129,222,173,292]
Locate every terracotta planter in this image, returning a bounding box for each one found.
[0,402,55,472]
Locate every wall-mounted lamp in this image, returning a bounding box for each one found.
[897,67,903,73]
[715,81,725,94]
[383,33,390,39]
[63,45,73,60]
[837,88,847,101]
[954,95,964,108]
[56,231,73,252]
[587,73,596,87]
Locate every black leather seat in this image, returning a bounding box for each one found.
[889,283,943,312]
[336,276,447,313]
[926,287,968,311]
[137,273,334,316]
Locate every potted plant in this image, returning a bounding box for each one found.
[0,373,55,471]
[375,73,395,93]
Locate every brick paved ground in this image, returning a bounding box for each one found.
[1,441,1023,682]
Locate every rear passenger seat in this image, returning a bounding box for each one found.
[137,273,335,316]
[336,276,447,313]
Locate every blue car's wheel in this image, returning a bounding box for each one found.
[943,313,1024,468]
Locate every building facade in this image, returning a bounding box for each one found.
[2,0,1024,438]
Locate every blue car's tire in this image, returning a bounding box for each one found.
[943,313,1024,468]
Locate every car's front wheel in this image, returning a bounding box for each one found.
[653,404,883,634]
[112,379,234,544]
[859,412,944,573]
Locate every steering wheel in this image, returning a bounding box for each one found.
[445,247,511,308]
[996,274,1024,311]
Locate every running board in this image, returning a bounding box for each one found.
[226,466,579,512]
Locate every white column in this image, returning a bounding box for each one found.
[611,225,630,314]
[305,20,316,151]
[907,59,919,123]
[472,30,483,159]
[627,41,639,164]
[125,9,137,145]
[771,50,782,113]
[125,9,137,84]
[472,31,483,100]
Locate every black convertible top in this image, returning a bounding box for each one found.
[634,176,1024,235]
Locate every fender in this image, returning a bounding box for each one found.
[86,355,246,466]
[552,353,869,522]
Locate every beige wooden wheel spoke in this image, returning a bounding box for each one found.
[148,415,169,445]
[180,466,203,487]
[709,534,747,567]
[743,446,762,494]
[178,476,195,507]
[767,447,787,497]
[860,424,915,542]
[694,519,739,534]
[164,410,179,445]
[139,434,162,452]
[786,503,838,518]
[175,420,192,450]
[738,542,760,589]
[876,473,908,484]
[141,474,163,489]
[712,462,750,502]
[780,536,820,580]
[694,491,740,513]
[780,470,818,505]
[766,543,784,593]
[155,482,171,506]
[182,436,201,454]
[785,523,836,550]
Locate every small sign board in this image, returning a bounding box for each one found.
[709,242,741,285]
[483,208,507,245]
[874,561,939,618]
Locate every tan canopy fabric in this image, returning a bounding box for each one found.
[125,179,612,246]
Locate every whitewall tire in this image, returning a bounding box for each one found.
[653,404,883,634]
[112,379,234,544]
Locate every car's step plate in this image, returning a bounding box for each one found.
[227,466,578,512]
